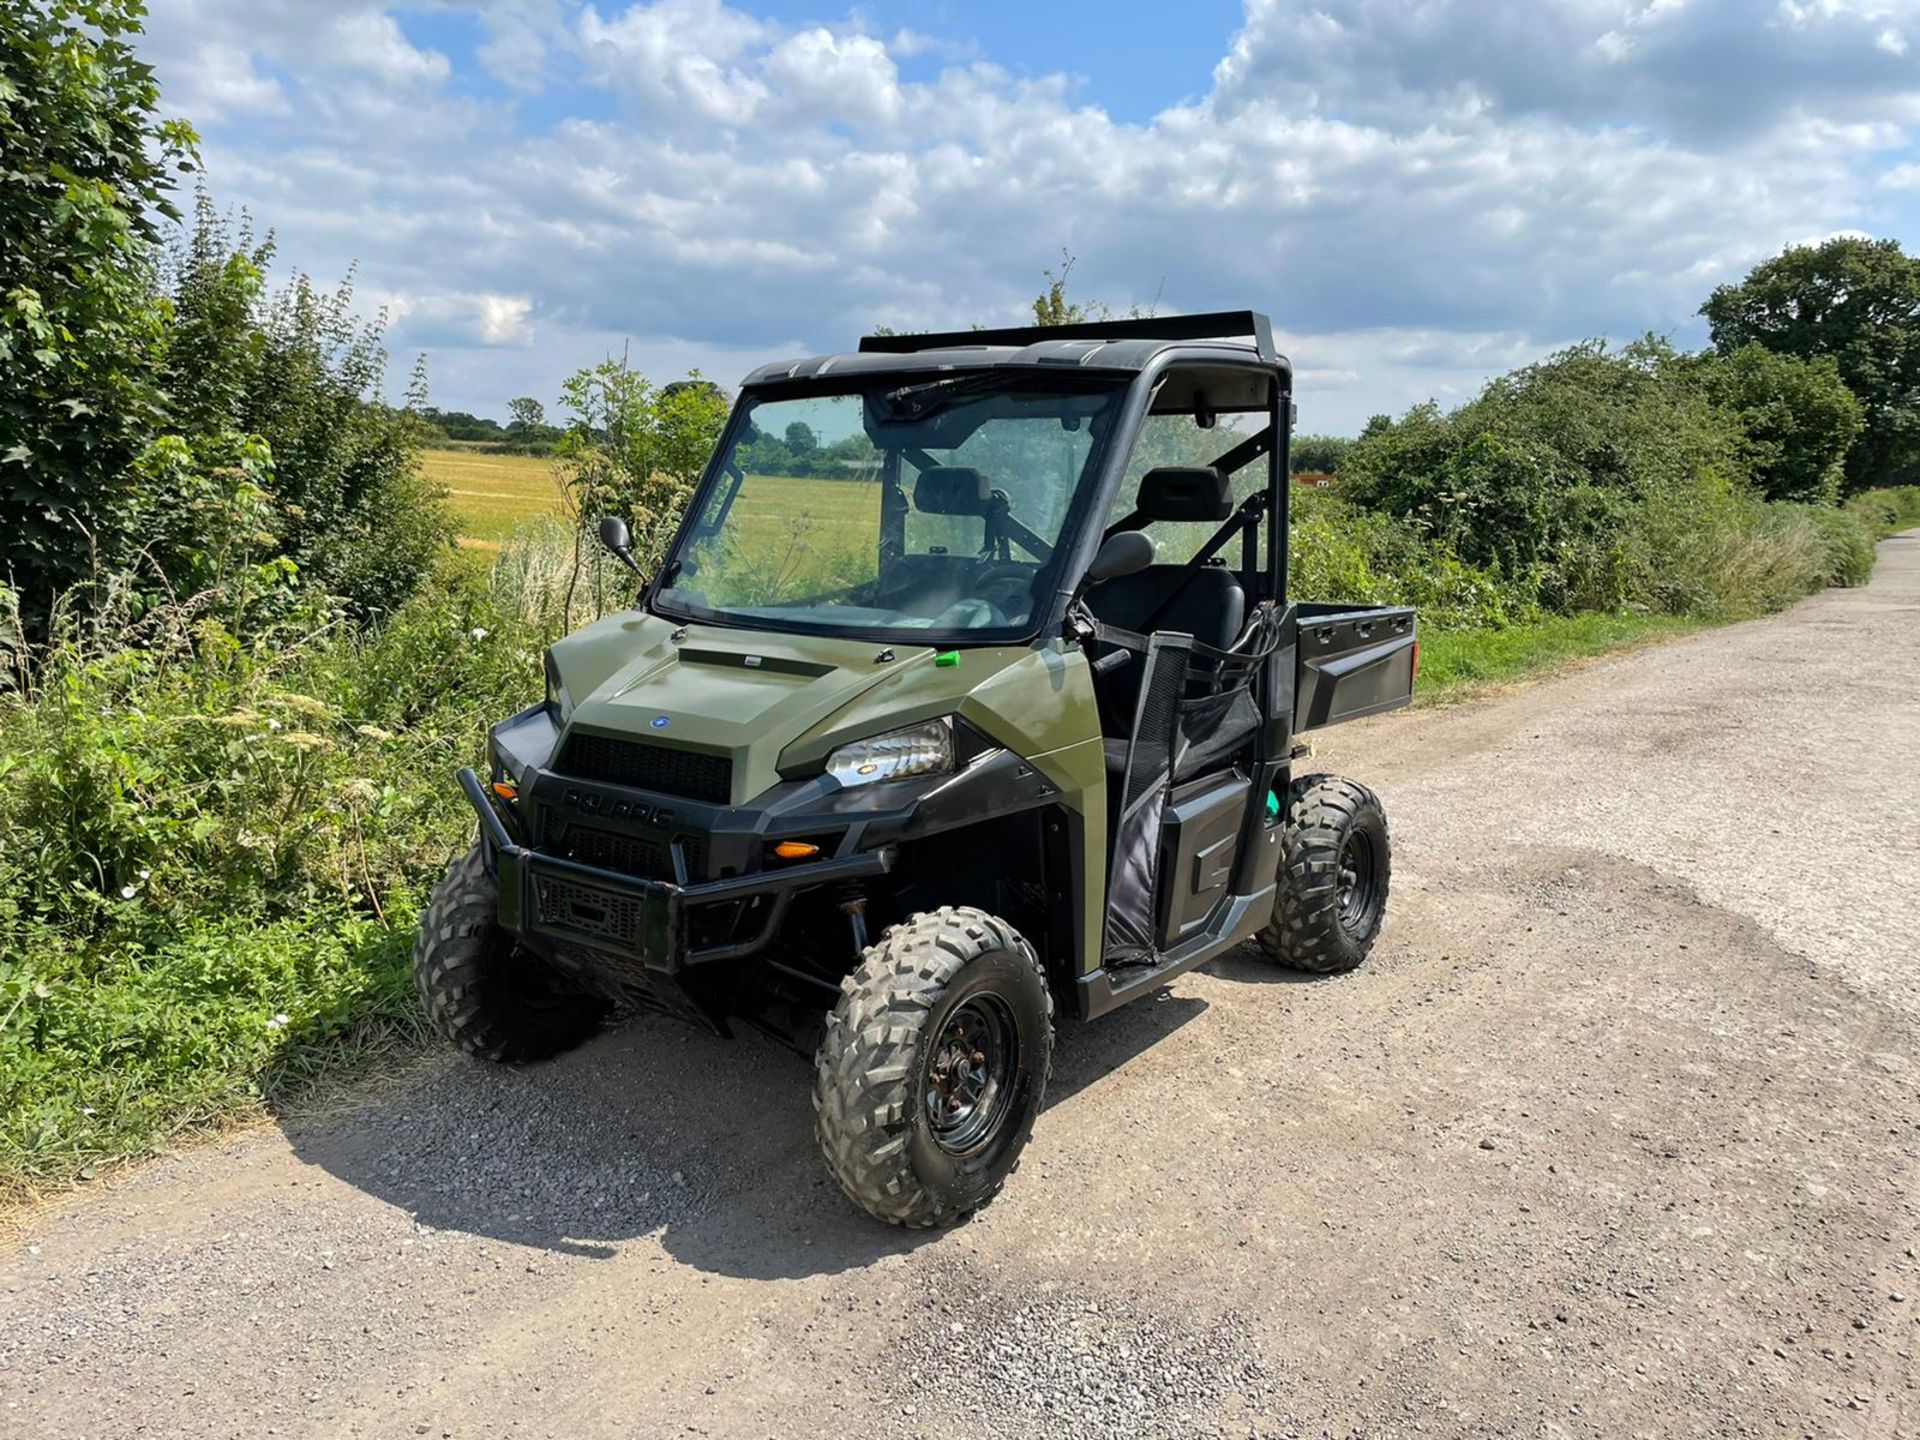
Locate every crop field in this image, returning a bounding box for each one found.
[422,448,567,548]
[428,448,891,600]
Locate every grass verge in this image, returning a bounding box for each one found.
[1414,611,1711,704]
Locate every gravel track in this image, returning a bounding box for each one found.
[4,532,1917,1439]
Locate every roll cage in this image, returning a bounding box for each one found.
[643,312,1296,651]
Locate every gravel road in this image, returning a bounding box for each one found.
[5,533,1917,1440]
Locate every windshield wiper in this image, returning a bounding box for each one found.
[877,373,1010,419]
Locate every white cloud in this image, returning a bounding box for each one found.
[763,28,902,129]
[577,0,770,123]
[328,12,451,84]
[138,0,1920,431]
[165,41,288,121]
[475,293,536,344]
[365,288,536,346]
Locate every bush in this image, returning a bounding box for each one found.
[1696,344,1862,504]
[1784,504,1876,588]
[1340,337,1886,623]
[163,199,453,617]
[1288,489,1533,630]
[0,540,580,1193]
[0,0,196,630]
[1845,485,1920,536]
[1344,339,1756,614]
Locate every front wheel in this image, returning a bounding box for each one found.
[1255,774,1391,974]
[813,906,1053,1227]
[413,844,611,1062]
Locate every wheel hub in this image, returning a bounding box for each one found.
[925,994,1017,1155]
[1336,830,1379,936]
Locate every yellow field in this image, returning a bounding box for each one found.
[427,448,888,565]
[422,448,567,549]
[425,451,910,605]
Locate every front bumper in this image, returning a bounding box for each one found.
[458,767,893,974]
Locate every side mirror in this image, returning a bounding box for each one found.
[598,513,644,577]
[1085,530,1154,585]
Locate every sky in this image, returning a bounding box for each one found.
[137,0,1920,436]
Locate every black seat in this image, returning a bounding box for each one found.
[1089,565,1246,772]
[1087,465,1250,773]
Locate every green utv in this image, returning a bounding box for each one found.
[416,312,1415,1226]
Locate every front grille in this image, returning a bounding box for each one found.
[534,874,650,948]
[558,733,732,804]
[552,824,702,882]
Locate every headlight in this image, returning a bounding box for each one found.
[544,650,573,724]
[825,718,953,788]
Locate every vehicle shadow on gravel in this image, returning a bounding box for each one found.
[284,985,1209,1281]
[1199,941,1346,987]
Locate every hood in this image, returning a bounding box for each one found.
[553,614,947,804]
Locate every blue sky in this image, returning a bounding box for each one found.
[139,0,1920,434]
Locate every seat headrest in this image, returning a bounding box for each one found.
[1136,466,1230,522]
[914,467,992,516]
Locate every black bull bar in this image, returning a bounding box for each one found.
[457,767,892,973]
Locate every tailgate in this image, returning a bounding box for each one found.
[1293,602,1416,732]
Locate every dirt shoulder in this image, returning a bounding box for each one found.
[3,535,1916,1439]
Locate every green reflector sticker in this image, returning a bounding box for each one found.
[1265,789,1280,820]
[934,651,960,667]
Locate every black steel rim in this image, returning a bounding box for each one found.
[1336,829,1381,937]
[925,993,1018,1156]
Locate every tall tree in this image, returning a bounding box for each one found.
[1701,238,1920,492]
[507,396,544,431]
[0,0,197,620]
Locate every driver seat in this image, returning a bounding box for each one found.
[1086,467,1246,773]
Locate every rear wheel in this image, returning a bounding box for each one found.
[413,844,611,1062]
[1255,774,1391,974]
[813,906,1053,1227]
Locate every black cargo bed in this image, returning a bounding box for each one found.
[1292,602,1417,732]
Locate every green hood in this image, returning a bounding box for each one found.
[549,613,1076,805]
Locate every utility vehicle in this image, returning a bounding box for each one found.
[416,312,1415,1226]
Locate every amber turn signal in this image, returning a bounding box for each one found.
[772,840,820,860]
[490,781,518,801]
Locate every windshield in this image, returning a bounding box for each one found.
[655,376,1127,639]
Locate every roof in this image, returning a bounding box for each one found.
[740,309,1290,387]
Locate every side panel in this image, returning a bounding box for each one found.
[1293,603,1417,732]
[1158,772,1251,947]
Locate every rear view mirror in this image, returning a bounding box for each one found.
[1086,530,1154,585]
[598,513,644,577]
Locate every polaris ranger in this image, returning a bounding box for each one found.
[416,311,1415,1226]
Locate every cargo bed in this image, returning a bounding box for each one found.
[1292,602,1417,732]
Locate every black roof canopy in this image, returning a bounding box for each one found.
[740,309,1289,388]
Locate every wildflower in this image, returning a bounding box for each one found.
[119,884,137,899]
[353,723,395,742]
[272,693,335,720]
[471,626,490,641]
[267,1013,291,1031]
[267,718,283,731]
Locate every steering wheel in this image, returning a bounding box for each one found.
[931,597,1008,629]
[971,561,1036,617]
